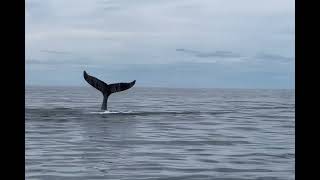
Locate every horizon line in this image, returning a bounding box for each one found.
[25,84,295,91]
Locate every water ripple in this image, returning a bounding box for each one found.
[26,87,295,180]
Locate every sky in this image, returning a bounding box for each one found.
[26,0,295,89]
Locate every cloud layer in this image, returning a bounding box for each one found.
[26,0,295,88]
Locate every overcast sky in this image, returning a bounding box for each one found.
[26,0,294,89]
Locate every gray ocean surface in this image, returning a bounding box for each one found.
[25,86,295,180]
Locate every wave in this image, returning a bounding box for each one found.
[89,110,133,114]
[26,107,236,116]
[87,110,234,116]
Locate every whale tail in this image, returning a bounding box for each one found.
[83,71,136,110]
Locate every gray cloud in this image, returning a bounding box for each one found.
[255,53,294,63]
[176,48,242,58]
[26,58,67,65]
[26,58,92,65]
[40,50,73,55]
[26,59,44,64]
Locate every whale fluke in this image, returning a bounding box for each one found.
[83,71,108,92]
[83,71,136,110]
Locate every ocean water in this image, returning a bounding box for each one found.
[25,86,295,180]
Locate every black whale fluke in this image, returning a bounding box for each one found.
[83,71,136,110]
